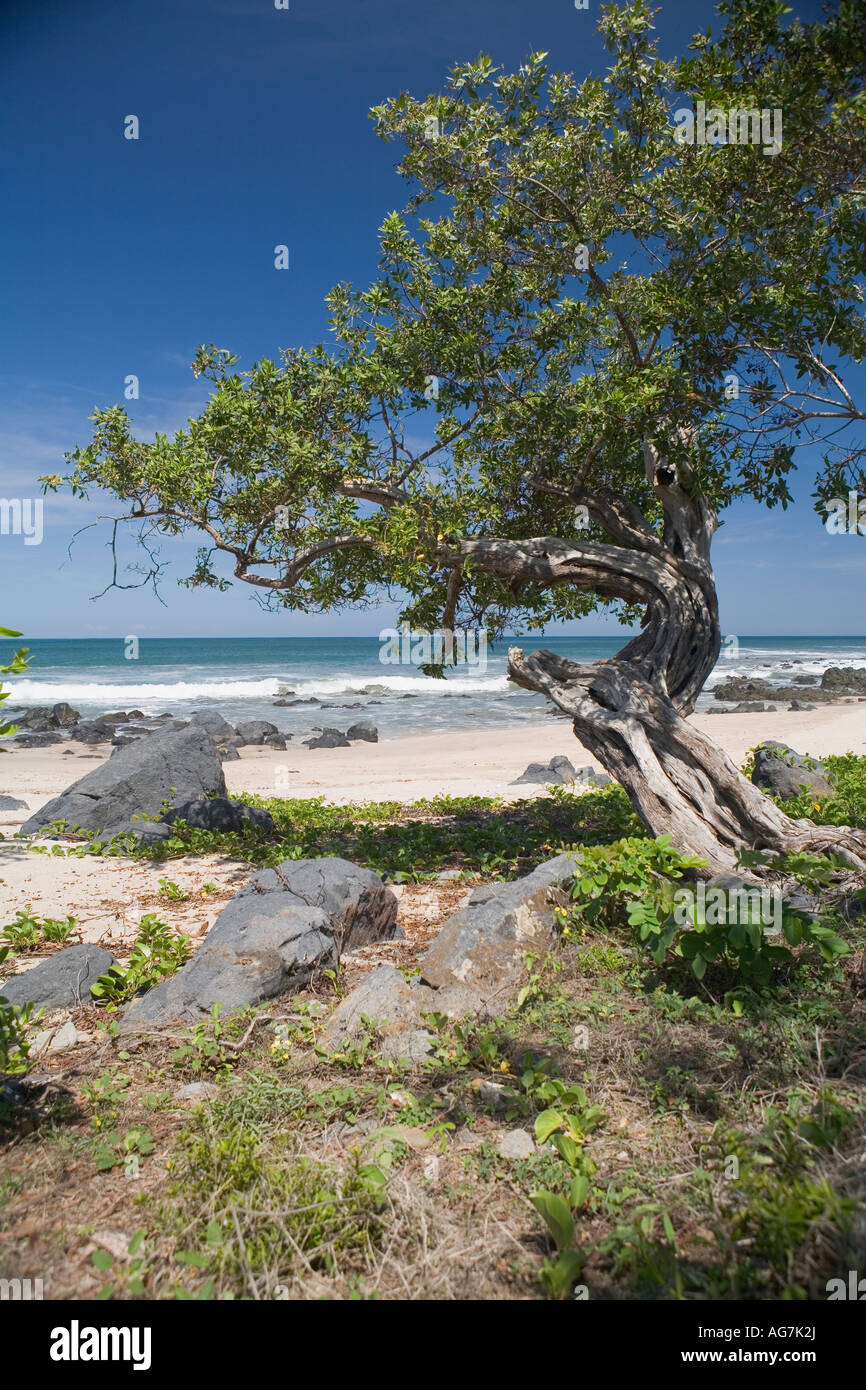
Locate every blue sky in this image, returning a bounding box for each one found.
[1,0,862,640]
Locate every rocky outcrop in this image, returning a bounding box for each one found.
[119,858,399,1029]
[20,725,227,837]
[323,852,582,1053]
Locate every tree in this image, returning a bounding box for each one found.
[49,0,866,872]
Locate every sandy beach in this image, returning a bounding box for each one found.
[2,700,863,815]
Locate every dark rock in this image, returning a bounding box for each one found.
[0,795,27,810]
[325,853,581,1048]
[0,944,118,1011]
[162,797,275,835]
[346,722,378,743]
[303,728,351,749]
[69,722,114,744]
[101,820,176,845]
[12,707,56,732]
[512,755,578,785]
[52,703,81,726]
[235,720,279,745]
[12,732,65,747]
[119,858,398,1029]
[421,852,581,996]
[94,711,130,726]
[110,731,148,749]
[752,742,835,800]
[788,700,814,712]
[20,724,227,837]
[821,666,866,694]
[187,710,238,738]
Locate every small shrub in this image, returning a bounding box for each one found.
[90,914,193,1006]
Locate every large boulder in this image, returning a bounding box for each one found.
[324,852,582,1050]
[20,724,227,837]
[1,944,118,1011]
[751,742,835,800]
[119,857,399,1030]
[187,710,237,739]
[420,852,581,995]
[162,797,275,835]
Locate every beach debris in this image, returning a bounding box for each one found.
[118,858,399,1030]
[751,741,836,800]
[0,944,118,1011]
[20,724,227,837]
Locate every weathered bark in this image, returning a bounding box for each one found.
[464,441,866,873]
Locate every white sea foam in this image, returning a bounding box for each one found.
[4,672,513,706]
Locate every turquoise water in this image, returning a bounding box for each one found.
[1,635,865,738]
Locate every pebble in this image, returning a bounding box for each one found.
[498,1129,535,1160]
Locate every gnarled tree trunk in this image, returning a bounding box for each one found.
[461,442,866,874]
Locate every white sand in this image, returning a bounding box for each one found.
[0,701,862,949]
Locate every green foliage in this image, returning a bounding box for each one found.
[171,1004,232,1076]
[90,914,192,1006]
[157,878,189,902]
[76,784,640,881]
[559,835,851,986]
[0,973,36,1078]
[92,1126,155,1174]
[1,906,77,951]
[771,753,866,833]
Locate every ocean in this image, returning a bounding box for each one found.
[2,635,865,740]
